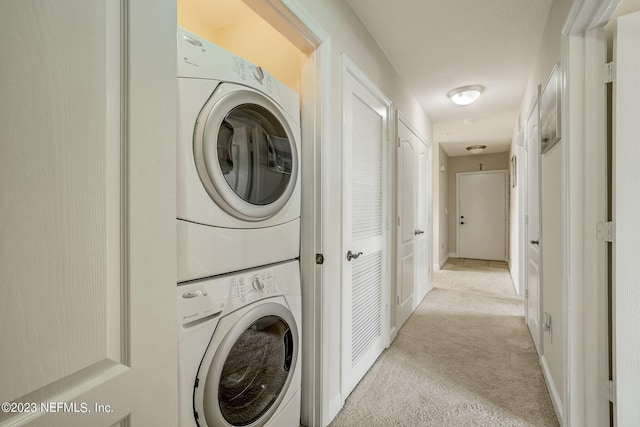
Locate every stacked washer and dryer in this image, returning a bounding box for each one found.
[176,28,302,427]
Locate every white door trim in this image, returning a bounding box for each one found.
[561,0,618,425]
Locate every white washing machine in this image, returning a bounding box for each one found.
[177,28,301,283]
[178,260,302,427]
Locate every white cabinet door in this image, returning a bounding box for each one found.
[613,11,640,424]
[0,1,177,425]
[341,62,390,398]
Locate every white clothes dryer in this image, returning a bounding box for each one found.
[178,260,301,427]
[177,28,301,282]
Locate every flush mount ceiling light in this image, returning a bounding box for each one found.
[447,85,484,106]
[466,145,487,154]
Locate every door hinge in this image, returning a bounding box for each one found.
[600,61,615,84]
[397,295,400,305]
[525,215,529,225]
[397,137,401,147]
[609,380,615,403]
[596,221,613,242]
[315,253,324,265]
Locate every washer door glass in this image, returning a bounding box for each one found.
[195,86,298,221]
[217,315,295,426]
[218,105,293,205]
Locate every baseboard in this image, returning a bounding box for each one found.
[540,355,564,424]
[448,252,458,259]
[439,255,450,269]
[510,268,521,296]
[326,394,343,425]
[389,325,398,344]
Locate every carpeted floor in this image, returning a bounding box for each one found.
[329,258,559,427]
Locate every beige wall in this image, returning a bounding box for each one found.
[177,0,305,94]
[447,152,509,255]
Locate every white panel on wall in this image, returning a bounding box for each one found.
[0,0,110,402]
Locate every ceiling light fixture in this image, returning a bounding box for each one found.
[466,145,487,154]
[447,85,484,106]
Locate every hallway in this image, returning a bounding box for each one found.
[330,259,559,427]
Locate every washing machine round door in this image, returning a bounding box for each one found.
[194,84,298,221]
[196,302,299,427]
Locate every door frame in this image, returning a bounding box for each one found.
[455,170,508,261]
[240,1,330,424]
[561,0,618,425]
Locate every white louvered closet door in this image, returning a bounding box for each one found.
[342,62,390,398]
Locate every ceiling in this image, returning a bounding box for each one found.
[345,0,554,157]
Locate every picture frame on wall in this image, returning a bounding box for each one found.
[540,63,561,154]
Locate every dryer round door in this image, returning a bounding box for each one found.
[195,302,299,427]
[194,84,299,221]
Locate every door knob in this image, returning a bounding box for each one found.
[346,250,363,261]
[414,229,424,235]
[530,240,539,245]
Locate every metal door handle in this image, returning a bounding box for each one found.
[414,229,424,235]
[347,250,363,261]
[530,240,539,245]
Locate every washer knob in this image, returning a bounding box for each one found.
[252,277,264,291]
[253,66,264,82]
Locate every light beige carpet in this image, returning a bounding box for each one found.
[329,258,559,427]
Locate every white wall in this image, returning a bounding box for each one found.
[511,0,573,420]
[294,0,433,422]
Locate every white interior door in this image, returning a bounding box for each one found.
[613,11,640,424]
[415,140,431,302]
[415,141,432,306]
[457,171,507,261]
[396,121,416,329]
[525,95,542,355]
[342,62,390,398]
[0,2,177,425]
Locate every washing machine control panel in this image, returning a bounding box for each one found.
[177,283,228,326]
[229,270,279,311]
